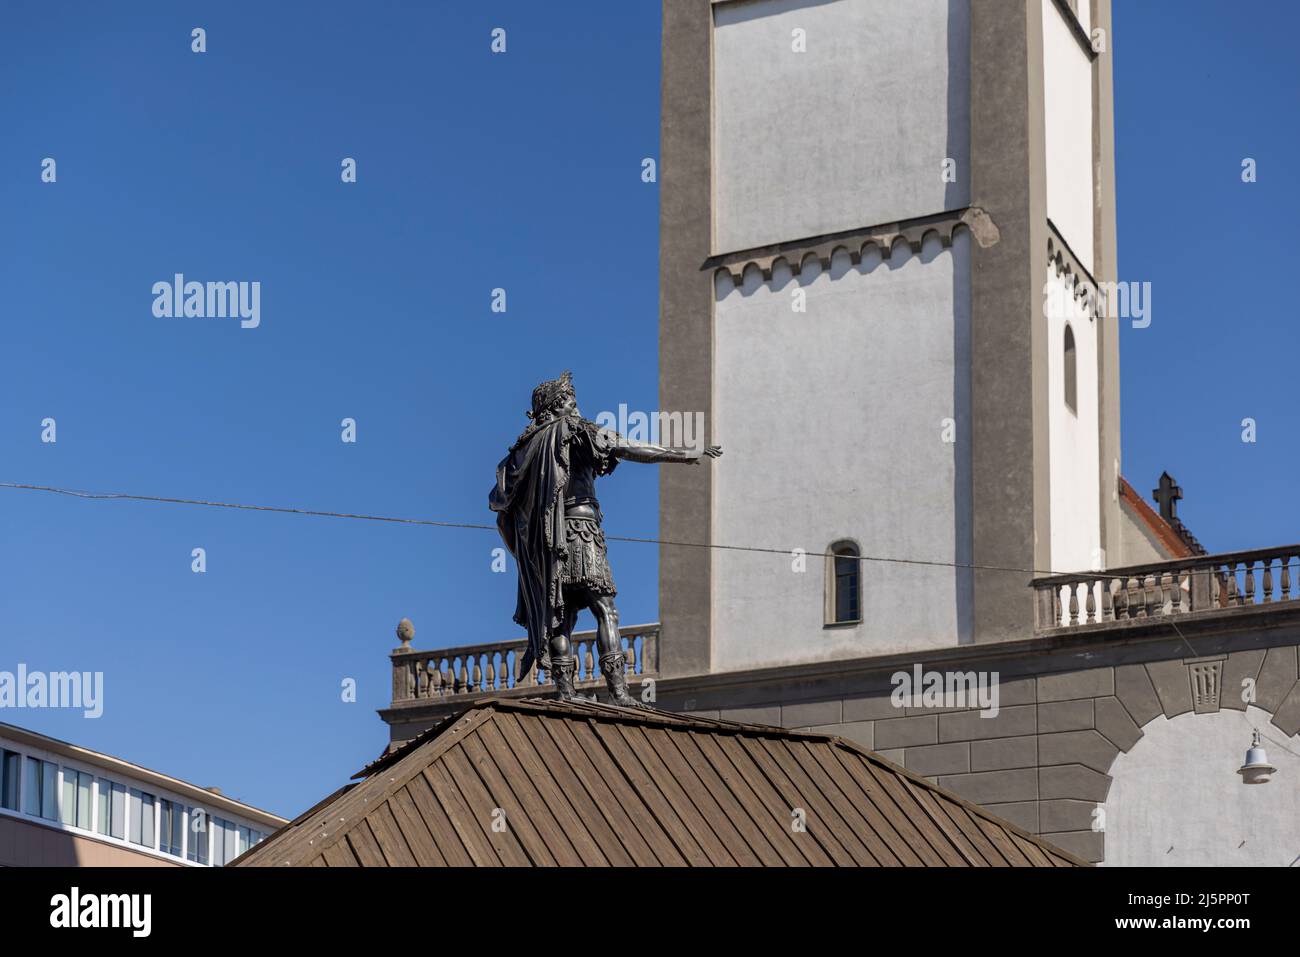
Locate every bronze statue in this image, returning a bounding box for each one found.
[490,371,721,707]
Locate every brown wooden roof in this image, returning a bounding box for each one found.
[232,698,1086,867]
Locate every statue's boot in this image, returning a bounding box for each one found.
[600,652,647,709]
[550,655,583,702]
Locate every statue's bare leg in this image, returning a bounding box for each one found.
[549,600,582,701]
[592,594,644,709]
[592,593,620,658]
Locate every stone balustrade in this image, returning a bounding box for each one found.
[1033,546,1300,632]
[389,623,660,705]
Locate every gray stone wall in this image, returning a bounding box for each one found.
[658,628,1300,864]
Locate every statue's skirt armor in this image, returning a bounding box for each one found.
[558,515,617,596]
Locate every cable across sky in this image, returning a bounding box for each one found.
[0,481,1071,577]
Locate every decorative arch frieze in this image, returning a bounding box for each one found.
[709,208,977,295]
[1046,228,1104,323]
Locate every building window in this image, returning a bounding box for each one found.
[1,750,20,811]
[60,768,93,829]
[825,540,861,625]
[96,778,109,833]
[159,798,184,857]
[187,807,209,865]
[1064,324,1077,413]
[112,784,127,839]
[24,757,57,820]
[128,788,156,847]
[211,816,239,866]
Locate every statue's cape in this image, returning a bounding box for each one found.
[489,416,574,678]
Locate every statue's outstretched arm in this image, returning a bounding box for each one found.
[613,441,723,465]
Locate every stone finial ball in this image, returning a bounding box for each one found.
[396,618,415,645]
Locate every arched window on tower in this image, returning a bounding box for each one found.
[825,540,861,626]
[1063,324,1078,414]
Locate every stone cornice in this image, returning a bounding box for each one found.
[1047,219,1103,321]
[706,207,993,290]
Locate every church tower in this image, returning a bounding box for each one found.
[659,0,1121,676]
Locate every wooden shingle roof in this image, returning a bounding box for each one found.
[233,698,1086,867]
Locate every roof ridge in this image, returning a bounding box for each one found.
[1118,475,1198,559]
[476,694,848,738]
[258,707,498,867]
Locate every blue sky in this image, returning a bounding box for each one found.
[1,1,1296,818]
[1113,2,1300,552]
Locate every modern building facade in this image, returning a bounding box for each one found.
[0,722,284,867]
[379,0,1300,867]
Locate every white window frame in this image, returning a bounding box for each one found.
[0,735,267,867]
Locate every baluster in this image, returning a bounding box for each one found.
[1068,583,1080,625]
[394,661,408,701]
[1262,558,1274,604]
[1160,572,1173,615]
[1142,575,1155,618]
[1283,556,1292,601]
[1243,560,1256,605]
[584,643,595,682]
[1114,580,1128,620]
[1053,585,1064,627]
[1226,564,1239,606]
[1085,579,1097,624]
[428,664,442,698]
[1101,579,1114,622]
[416,659,428,697]
[485,655,497,691]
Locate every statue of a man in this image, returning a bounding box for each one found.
[490,371,721,707]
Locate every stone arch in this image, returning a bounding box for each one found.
[1101,704,1300,866]
[1084,647,1300,865]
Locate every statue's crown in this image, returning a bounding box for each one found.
[528,370,574,419]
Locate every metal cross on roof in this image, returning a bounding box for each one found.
[1152,471,1183,522]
